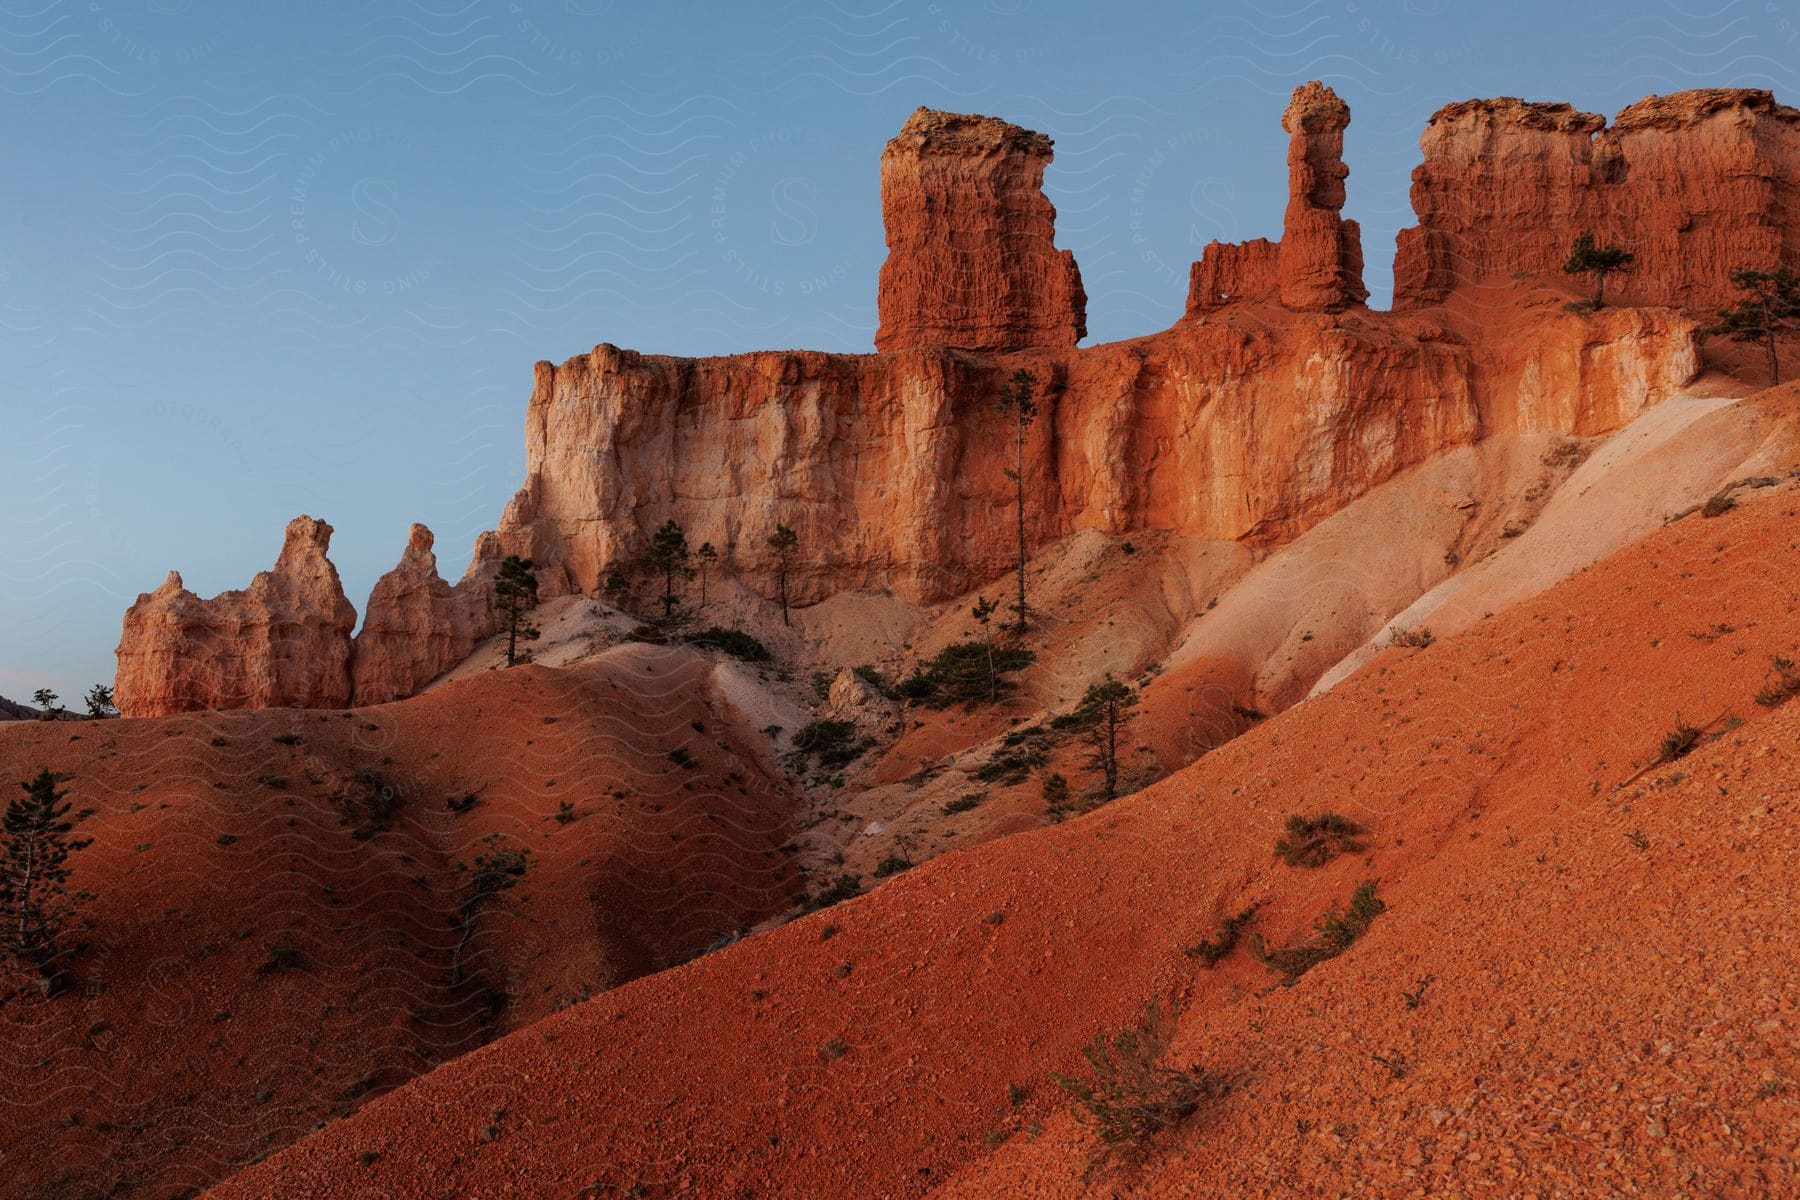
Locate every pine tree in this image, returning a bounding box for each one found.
[492,556,541,667]
[696,542,718,609]
[768,524,799,627]
[2,769,92,990]
[1563,232,1636,308]
[83,685,116,719]
[31,689,57,721]
[997,370,1040,633]
[971,595,1001,699]
[1705,266,1800,385]
[639,519,694,621]
[1079,675,1139,801]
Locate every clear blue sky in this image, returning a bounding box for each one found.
[3,0,1796,703]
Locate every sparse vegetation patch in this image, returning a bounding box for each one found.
[1273,813,1366,867]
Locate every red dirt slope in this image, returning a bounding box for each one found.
[203,478,1800,1198]
[1,646,796,1200]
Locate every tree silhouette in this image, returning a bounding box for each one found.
[768,524,799,627]
[492,556,541,667]
[31,690,57,721]
[639,519,693,621]
[971,595,1001,699]
[997,370,1040,633]
[83,685,116,719]
[1705,266,1800,385]
[1079,675,1139,801]
[696,542,718,609]
[2,769,91,992]
[1563,232,1635,308]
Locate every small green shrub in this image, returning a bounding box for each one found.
[941,793,983,816]
[1389,627,1435,649]
[790,720,872,768]
[1754,655,1800,707]
[1050,996,1216,1173]
[1252,881,1385,980]
[685,627,771,662]
[1273,813,1366,867]
[896,641,1035,706]
[801,874,863,912]
[1183,903,1261,966]
[1658,718,1701,763]
[851,664,888,693]
[974,746,1046,785]
[872,854,913,879]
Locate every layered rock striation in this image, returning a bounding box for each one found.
[875,107,1086,353]
[1394,88,1800,309]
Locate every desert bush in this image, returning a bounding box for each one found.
[1051,996,1216,1172]
[1273,813,1366,867]
[1657,718,1701,763]
[1754,655,1800,707]
[895,641,1035,706]
[1183,903,1261,966]
[801,873,863,912]
[685,626,771,662]
[974,745,1046,785]
[1389,626,1435,649]
[790,720,871,768]
[1042,772,1071,810]
[1251,881,1384,981]
[872,853,913,879]
[941,793,983,816]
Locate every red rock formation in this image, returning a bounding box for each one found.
[114,516,356,717]
[874,107,1086,353]
[1188,237,1278,311]
[1394,88,1800,310]
[1278,80,1368,311]
[350,524,486,705]
[115,90,1736,714]
[1189,81,1366,314]
[492,297,1694,609]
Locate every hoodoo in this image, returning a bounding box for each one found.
[874,107,1087,353]
[1189,80,1368,312]
[113,515,356,717]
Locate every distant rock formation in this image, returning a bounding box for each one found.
[120,85,1780,716]
[350,524,486,706]
[1189,81,1366,313]
[875,107,1087,352]
[1394,88,1800,310]
[114,516,356,717]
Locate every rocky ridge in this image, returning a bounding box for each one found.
[114,83,1798,717]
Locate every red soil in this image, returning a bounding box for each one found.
[2,648,797,1199]
[200,472,1800,1197]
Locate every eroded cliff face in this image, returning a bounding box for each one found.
[117,85,1754,714]
[1394,88,1800,309]
[115,517,356,717]
[874,107,1086,353]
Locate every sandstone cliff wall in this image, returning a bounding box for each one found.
[118,85,1755,715]
[1394,89,1800,310]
